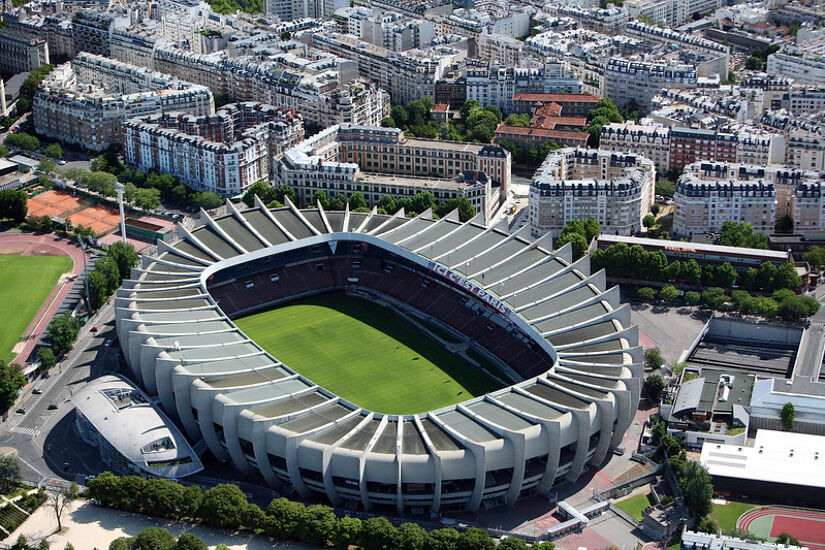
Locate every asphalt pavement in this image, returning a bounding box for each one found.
[0,300,118,483]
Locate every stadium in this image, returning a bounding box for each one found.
[115,198,641,513]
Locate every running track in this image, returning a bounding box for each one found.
[0,233,86,366]
[738,507,825,550]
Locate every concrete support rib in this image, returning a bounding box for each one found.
[322,413,374,507]
[116,208,641,511]
[412,415,443,514]
[460,402,527,506]
[229,200,272,247]
[359,416,389,511]
[429,413,486,512]
[253,195,295,240]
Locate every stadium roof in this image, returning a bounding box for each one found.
[700,429,825,489]
[71,375,203,478]
[116,199,641,468]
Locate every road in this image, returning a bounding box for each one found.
[0,300,118,482]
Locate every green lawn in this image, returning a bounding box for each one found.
[616,493,654,521]
[711,500,758,532]
[234,293,500,414]
[0,254,72,363]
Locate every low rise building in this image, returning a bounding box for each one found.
[123,103,304,197]
[767,51,825,86]
[529,148,655,238]
[33,52,214,151]
[682,529,807,550]
[276,124,510,220]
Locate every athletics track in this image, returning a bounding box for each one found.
[738,507,825,550]
[0,233,85,366]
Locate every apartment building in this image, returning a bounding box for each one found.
[767,51,825,85]
[310,31,465,105]
[265,0,348,21]
[71,12,116,57]
[511,93,601,117]
[787,87,825,115]
[547,4,630,35]
[624,21,729,79]
[476,33,523,67]
[668,127,737,173]
[0,32,49,74]
[33,53,214,151]
[624,0,717,26]
[275,124,511,221]
[528,148,656,238]
[788,130,825,172]
[123,103,304,196]
[465,63,582,113]
[673,161,790,236]
[600,122,671,174]
[602,57,697,113]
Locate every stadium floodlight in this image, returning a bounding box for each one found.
[115,181,127,244]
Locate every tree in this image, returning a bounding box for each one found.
[0,361,26,410]
[397,522,427,550]
[696,516,718,534]
[192,192,223,209]
[781,402,795,431]
[504,113,531,127]
[174,534,206,550]
[264,497,306,539]
[87,270,111,311]
[108,241,139,281]
[660,285,679,304]
[701,287,727,309]
[745,56,763,70]
[650,203,660,216]
[644,347,665,369]
[391,105,408,127]
[38,159,57,173]
[719,221,767,249]
[46,313,81,356]
[43,143,63,160]
[685,291,700,305]
[644,374,666,402]
[423,528,460,550]
[715,262,738,288]
[497,538,529,550]
[773,262,802,291]
[776,533,801,546]
[683,259,702,286]
[38,347,57,370]
[381,117,396,127]
[456,528,494,550]
[775,215,794,233]
[332,516,363,550]
[643,214,656,229]
[198,484,248,529]
[0,189,28,222]
[556,231,587,260]
[583,217,601,241]
[0,455,21,491]
[4,132,40,151]
[803,247,825,270]
[49,485,75,532]
[240,502,265,531]
[242,180,278,207]
[132,527,176,550]
[295,504,337,545]
[680,461,713,517]
[109,538,135,550]
[638,287,657,302]
[359,517,398,550]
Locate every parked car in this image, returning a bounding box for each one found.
[47,404,58,410]
[90,326,99,333]
[32,388,42,394]
[15,408,26,414]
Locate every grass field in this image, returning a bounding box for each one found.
[0,254,72,363]
[711,500,759,532]
[234,292,500,414]
[616,492,654,521]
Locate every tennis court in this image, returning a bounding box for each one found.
[28,190,121,235]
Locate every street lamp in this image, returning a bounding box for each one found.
[115,181,127,244]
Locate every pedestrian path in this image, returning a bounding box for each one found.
[10,427,41,438]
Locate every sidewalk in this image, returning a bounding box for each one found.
[3,500,319,550]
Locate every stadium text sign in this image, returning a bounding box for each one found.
[427,262,509,315]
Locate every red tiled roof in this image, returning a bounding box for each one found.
[513,93,601,103]
[495,124,589,141]
[431,103,450,112]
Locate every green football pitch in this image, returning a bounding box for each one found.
[234,293,500,414]
[0,254,73,363]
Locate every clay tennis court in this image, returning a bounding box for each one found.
[739,507,825,550]
[28,190,120,235]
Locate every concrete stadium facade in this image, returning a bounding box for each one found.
[115,199,641,513]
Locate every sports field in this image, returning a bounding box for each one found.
[739,507,825,550]
[234,293,500,414]
[0,254,73,362]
